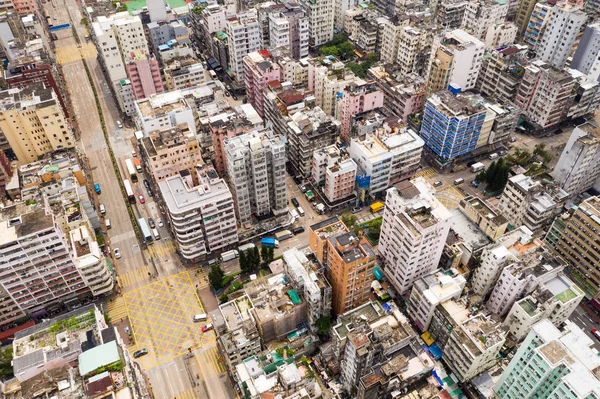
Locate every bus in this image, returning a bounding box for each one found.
[137,218,153,243]
[125,159,137,182]
[123,179,136,203]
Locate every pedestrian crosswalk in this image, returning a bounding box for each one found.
[415,167,438,180]
[117,266,152,288]
[170,388,198,399]
[106,296,128,323]
[191,267,210,290]
[147,240,178,258]
[199,346,226,374]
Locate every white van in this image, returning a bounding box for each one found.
[152,228,160,240]
[193,314,207,322]
[117,120,123,128]
[105,218,111,229]
[454,178,465,185]
[297,206,305,217]
[99,204,106,214]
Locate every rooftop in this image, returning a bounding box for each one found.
[0,207,54,246]
[333,301,385,339]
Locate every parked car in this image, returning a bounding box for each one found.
[202,324,213,332]
[146,187,153,197]
[148,218,155,228]
[433,181,443,187]
[114,248,121,259]
[291,197,300,207]
[133,348,148,358]
[225,91,230,97]
[351,206,363,213]
[292,226,305,235]
[471,180,480,188]
[117,120,123,128]
[299,184,307,193]
[143,179,150,188]
[157,218,164,227]
[138,195,145,204]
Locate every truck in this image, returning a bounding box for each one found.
[470,162,485,173]
[94,183,101,194]
[315,203,325,214]
[290,209,299,220]
[489,153,499,160]
[238,243,256,253]
[274,230,292,241]
[133,157,143,173]
[220,250,239,262]
[261,237,280,248]
[370,202,384,213]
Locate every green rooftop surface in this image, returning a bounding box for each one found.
[78,340,120,377]
[123,0,187,13]
[555,288,578,303]
[518,298,539,316]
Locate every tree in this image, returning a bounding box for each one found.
[276,347,285,357]
[533,143,552,163]
[239,249,248,273]
[0,346,13,379]
[338,42,355,60]
[315,316,333,335]
[209,264,225,290]
[364,53,379,63]
[488,164,509,192]
[286,348,295,358]
[485,160,498,186]
[475,171,486,183]
[319,46,339,57]
[341,213,357,229]
[369,218,382,237]
[506,149,532,166]
[268,247,275,263]
[261,245,269,267]
[250,246,261,272]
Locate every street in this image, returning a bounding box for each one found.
[569,304,600,351]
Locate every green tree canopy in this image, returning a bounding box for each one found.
[341,213,357,229]
[315,316,333,335]
[209,264,225,290]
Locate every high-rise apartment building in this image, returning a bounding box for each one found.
[515,60,576,129]
[226,10,261,83]
[308,217,377,314]
[163,58,207,90]
[125,50,164,100]
[494,320,600,399]
[349,128,424,196]
[523,1,552,50]
[0,84,74,164]
[379,178,452,293]
[476,45,529,103]
[426,29,485,93]
[324,158,357,204]
[224,128,287,226]
[497,174,569,235]
[337,80,384,143]
[268,4,309,60]
[92,13,148,89]
[243,50,281,118]
[140,124,203,182]
[536,2,586,69]
[553,124,600,198]
[159,165,238,262]
[0,206,92,328]
[299,0,334,46]
[368,68,427,123]
[462,0,508,40]
[554,196,600,297]
[515,0,540,35]
[419,90,488,162]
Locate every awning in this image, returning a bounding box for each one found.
[430,342,443,360]
[374,266,384,280]
[287,290,302,305]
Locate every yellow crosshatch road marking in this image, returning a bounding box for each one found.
[55,43,97,65]
[201,346,226,374]
[106,296,128,322]
[170,388,198,399]
[415,167,438,180]
[117,266,151,288]
[147,240,177,258]
[123,271,208,368]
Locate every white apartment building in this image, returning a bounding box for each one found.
[226,10,261,83]
[69,226,114,297]
[487,250,565,316]
[484,22,518,48]
[147,0,167,22]
[504,275,584,341]
[164,60,207,90]
[324,158,357,203]
[349,128,424,195]
[224,128,287,226]
[312,144,341,186]
[495,320,600,399]
[571,23,600,80]
[498,174,569,235]
[0,207,92,326]
[407,269,466,331]
[536,2,586,69]
[115,79,136,116]
[553,124,600,198]
[379,17,405,65]
[379,178,452,293]
[159,165,238,262]
[308,58,356,115]
[471,226,537,296]
[428,29,485,91]
[299,0,334,46]
[268,8,309,59]
[462,0,508,40]
[135,89,198,136]
[92,13,148,88]
[334,0,358,29]
[397,26,428,78]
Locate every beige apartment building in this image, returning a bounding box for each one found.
[0,84,74,164]
[140,123,203,182]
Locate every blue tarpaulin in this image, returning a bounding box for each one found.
[374,266,384,280]
[382,302,391,312]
